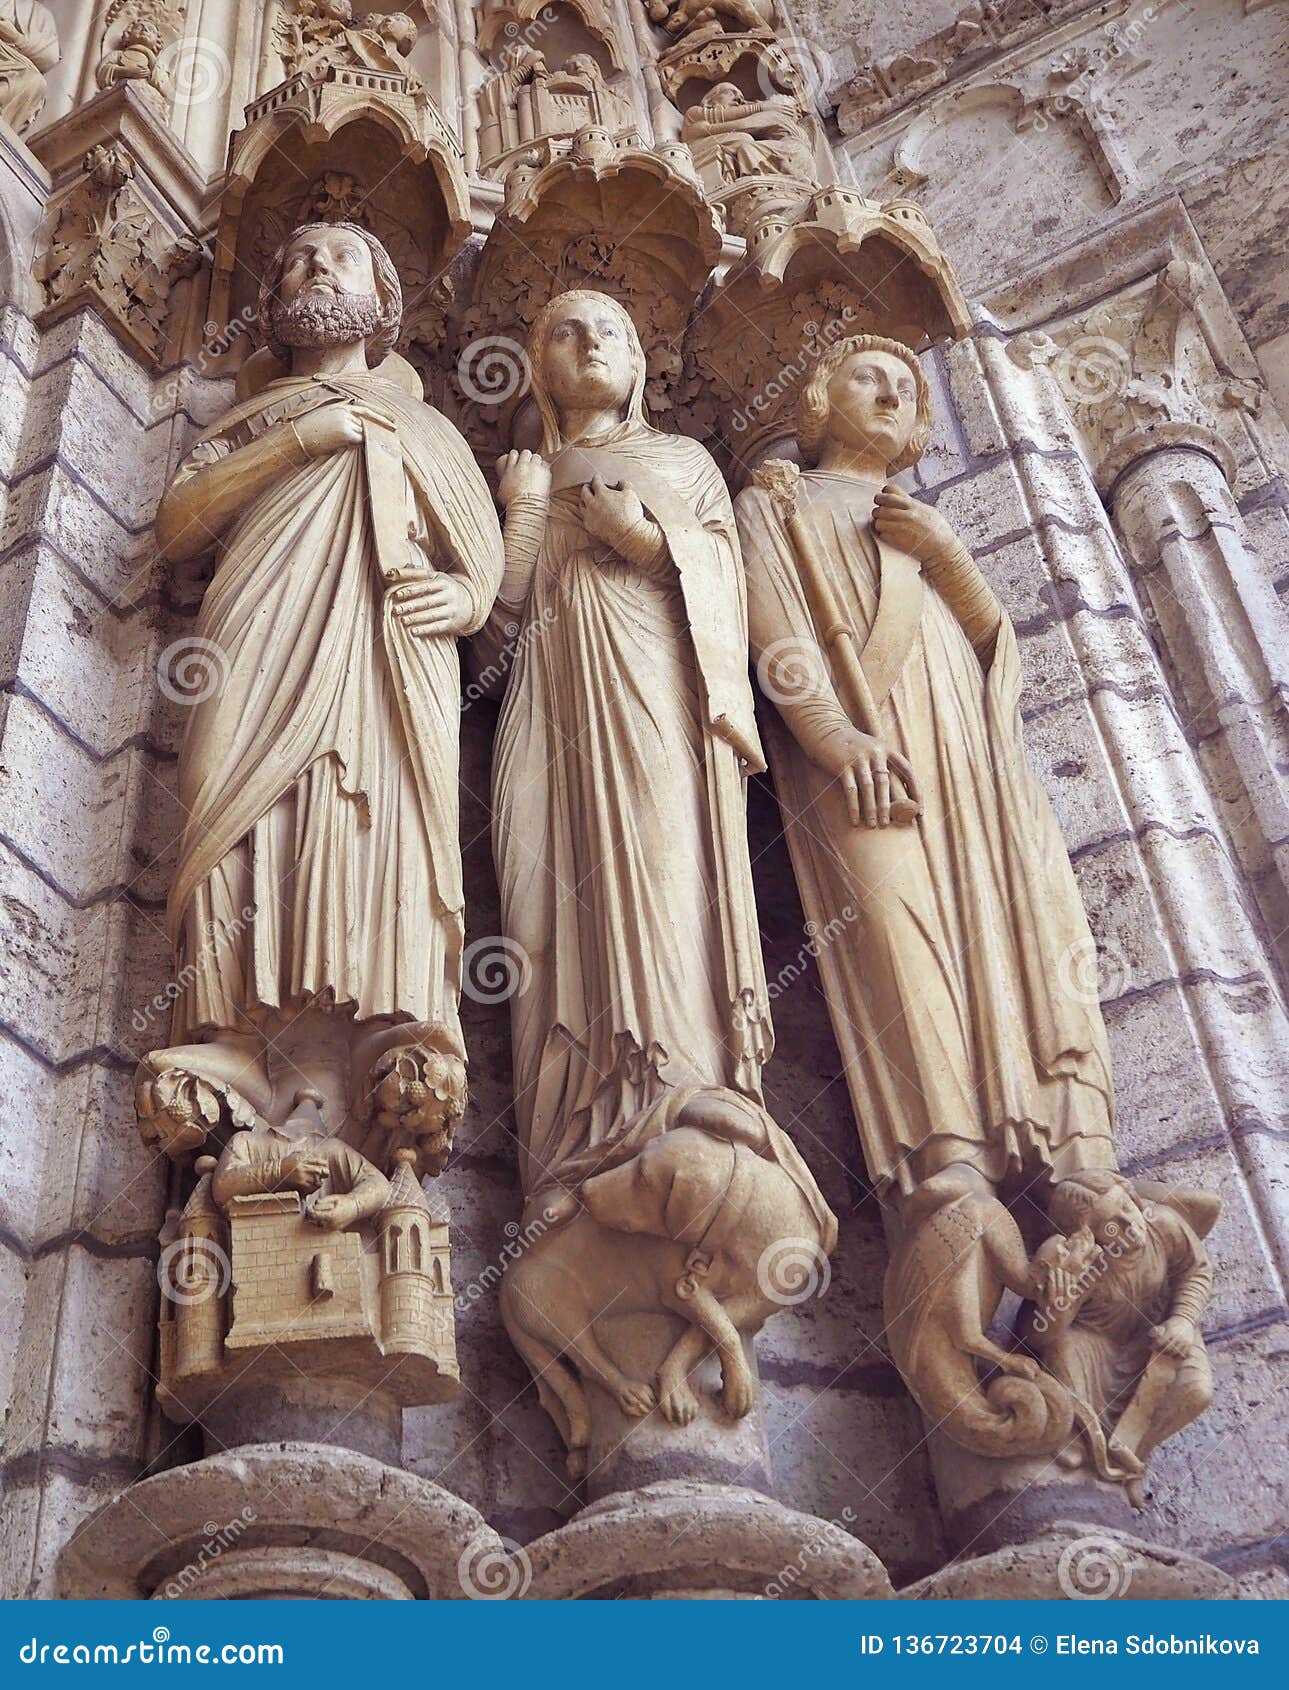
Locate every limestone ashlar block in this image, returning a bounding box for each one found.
[1022,694,1132,852]
[3,1247,154,1470]
[1103,983,1227,1165]
[1131,1317,1289,1557]
[0,457,159,612]
[761,1378,945,1586]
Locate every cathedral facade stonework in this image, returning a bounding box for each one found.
[0,0,1285,1602]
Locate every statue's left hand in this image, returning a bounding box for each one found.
[580,476,646,551]
[390,574,474,638]
[307,1192,360,1232]
[873,485,962,570]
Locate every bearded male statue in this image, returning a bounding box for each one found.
[137,222,504,1176]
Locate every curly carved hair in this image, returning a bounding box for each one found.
[798,333,932,473]
[257,221,402,367]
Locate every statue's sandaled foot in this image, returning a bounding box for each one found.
[135,1051,260,1158]
[363,1045,466,1177]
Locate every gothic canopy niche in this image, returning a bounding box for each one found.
[453,130,722,452]
[687,187,972,479]
[207,5,471,374]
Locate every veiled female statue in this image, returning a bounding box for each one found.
[735,334,1118,1203]
[138,223,504,1176]
[485,291,834,1470]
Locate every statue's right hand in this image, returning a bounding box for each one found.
[495,448,551,507]
[815,726,918,829]
[292,406,364,459]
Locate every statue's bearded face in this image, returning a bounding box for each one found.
[541,299,635,416]
[825,349,919,466]
[272,226,381,351]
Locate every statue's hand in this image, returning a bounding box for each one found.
[292,405,364,459]
[580,476,645,550]
[1150,1315,1197,1359]
[280,1150,329,1192]
[496,449,551,507]
[390,574,475,639]
[813,723,919,829]
[307,1192,360,1232]
[873,485,961,569]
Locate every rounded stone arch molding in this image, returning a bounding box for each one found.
[519,1481,895,1599]
[58,1442,508,1601]
[451,129,722,453]
[476,0,629,73]
[207,68,471,362]
[685,188,971,480]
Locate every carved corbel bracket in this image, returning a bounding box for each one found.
[452,129,722,452]
[29,80,207,367]
[1012,256,1252,492]
[686,188,971,478]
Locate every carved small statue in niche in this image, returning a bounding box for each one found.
[0,0,58,134]
[97,20,167,94]
[680,83,815,186]
[483,289,835,1475]
[273,0,423,89]
[734,335,1219,1494]
[158,1097,458,1427]
[649,0,777,39]
[137,222,503,1177]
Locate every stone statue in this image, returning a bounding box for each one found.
[735,334,1118,1203]
[734,335,1218,1494]
[273,0,423,89]
[0,0,58,134]
[649,0,777,38]
[137,222,504,1178]
[485,289,835,1476]
[680,82,815,187]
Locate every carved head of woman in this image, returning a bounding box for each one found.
[529,290,648,452]
[799,334,932,474]
[259,221,402,367]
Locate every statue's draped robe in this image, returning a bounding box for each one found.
[0,1,58,132]
[490,424,775,1199]
[164,371,503,1054]
[736,471,1116,1195]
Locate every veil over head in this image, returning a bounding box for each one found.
[528,289,649,454]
